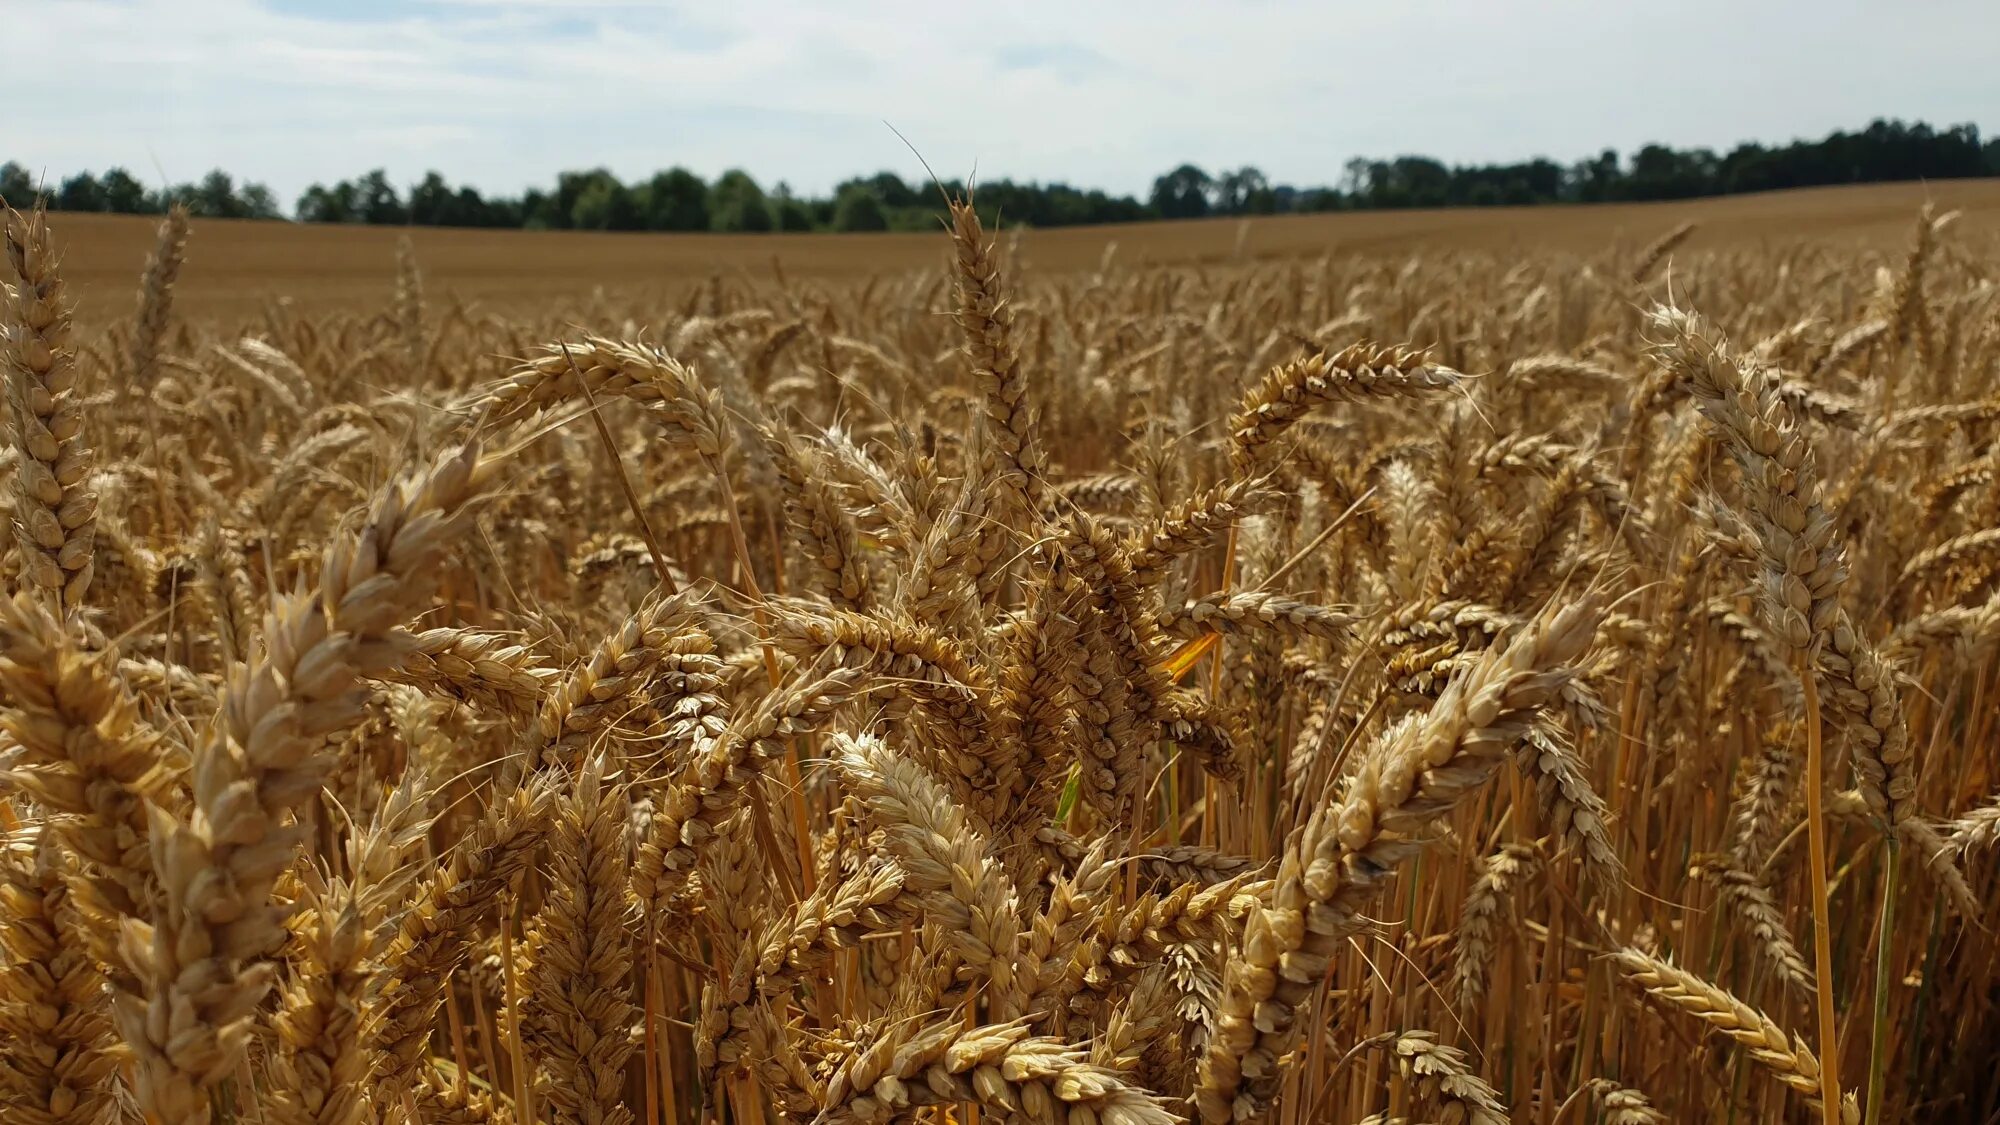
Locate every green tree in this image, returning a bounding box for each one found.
[709,169,771,232]
[240,183,281,220]
[297,181,357,223]
[1,161,39,205]
[1149,164,1211,219]
[522,188,561,229]
[831,183,888,231]
[866,172,922,209]
[1568,149,1620,202]
[56,171,105,211]
[1622,144,1720,200]
[356,169,406,224]
[193,170,246,218]
[1214,166,1268,214]
[774,198,814,230]
[767,182,813,231]
[572,173,642,230]
[100,168,148,212]
[409,171,459,225]
[467,188,515,227]
[637,168,709,231]
[1303,188,1345,212]
[547,169,619,230]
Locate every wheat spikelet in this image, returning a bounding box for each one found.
[1377,1031,1508,1125]
[481,337,734,467]
[1230,343,1465,467]
[1156,592,1358,642]
[524,757,637,1125]
[1517,723,1620,883]
[765,425,875,609]
[385,626,561,716]
[265,874,371,1125]
[368,780,554,1102]
[1809,318,1887,380]
[129,204,189,392]
[1631,221,1697,283]
[1584,1078,1668,1124]
[1655,306,1937,856]
[114,440,498,1123]
[4,205,96,612]
[1124,477,1275,588]
[1197,594,1602,1123]
[1731,718,1802,869]
[395,235,426,378]
[0,832,121,1125]
[1613,947,1831,1113]
[0,593,179,962]
[820,1012,1179,1125]
[1944,796,2000,858]
[1452,842,1538,1007]
[527,591,703,774]
[832,732,1021,1006]
[1900,526,2000,591]
[1694,854,1816,997]
[950,198,1049,550]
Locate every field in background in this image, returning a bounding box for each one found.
[53,178,2000,322]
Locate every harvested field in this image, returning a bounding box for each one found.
[50,178,2000,321]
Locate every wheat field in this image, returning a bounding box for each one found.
[1,189,1998,1125]
[47,179,2000,322]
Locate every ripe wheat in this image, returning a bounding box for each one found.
[0,195,1995,1125]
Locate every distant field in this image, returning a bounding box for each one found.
[51,178,2000,322]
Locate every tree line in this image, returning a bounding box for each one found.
[0,166,285,221]
[8,118,1995,233]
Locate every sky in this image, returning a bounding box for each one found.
[13,0,1998,207]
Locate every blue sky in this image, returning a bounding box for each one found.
[15,0,1997,207]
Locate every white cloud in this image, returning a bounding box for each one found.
[11,0,1996,209]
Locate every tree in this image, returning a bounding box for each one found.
[192,170,246,218]
[831,183,888,231]
[637,168,709,231]
[56,172,105,211]
[522,188,561,230]
[297,182,357,223]
[356,169,407,224]
[1567,149,1620,202]
[572,173,642,230]
[709,169,771,232]
[0,161,35,205]
[1337,158,1372,198]
[1378,157,1450,207]
[19,114,1995,237]
[1215,166,1269,214]
[409,172,458,225]
[1623,144,1718,200]
[866,172,922,209]
[771,183,814,231]
[100,168,148,213]
[1303,188,1346,212]
[463,187,513,227]
[541,172,587,229]
[240,183,281,220]
[1149,164,1212,219]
